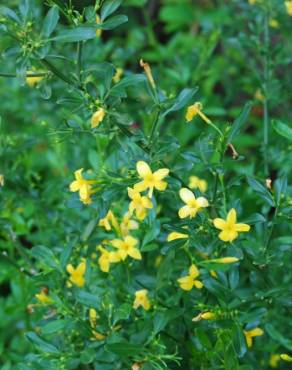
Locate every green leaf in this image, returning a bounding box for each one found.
[265,323,292,350]
[0,6,21,23]
[142,221,160,248]
[246,177,275,206]
[101,0,122,21]
[162,87,198,117]
[101,14,128,30]
[52,27,97,43]
[42,6,59,37]
[26,332,59,354]
[272,120,292,141]
[227,101,253,143]
[74,290,100,308]
[232,324,247,358]
[274,174,288,206]
[81,218,98,241]
[106,342,142,357]
[41,319,69,334]
[109,74,146,96]
[31,245,60,270]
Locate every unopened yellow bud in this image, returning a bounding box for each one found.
[140,59,155,89]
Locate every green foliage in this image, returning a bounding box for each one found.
[0,0,291,369]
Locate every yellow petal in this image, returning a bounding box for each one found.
[125,236,138,248]
[280,354,292,362]
[210,257,239,264]
[235,223,250,232]
[167,232,188,242]
[141,196,153,209]
[244,332,253,348]
[155,180,168,191]
[76,261,86,275]
[219,230,238,243]
[128,248,142,260]
[134,181,148,193]
[66,264,74,274]
[227,208,237,224]
[179,188,195,204]
[136,161,152,178]
[153,168,169,180]
[178,205,190,219]
[196,196,209,208]
[69,180,80,192]
[177,276,194,291]
[213,218,226,230]
[111,239,124,249]
[189,264,199,278]
[193,280,204,289]
[249,328,264,337]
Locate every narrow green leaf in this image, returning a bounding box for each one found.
[106,342,142,357]
[42,6,59,37]
[101,0,122,21]
[228,101,253,143]
[246,177,275,206]
[26,332,59,353]
[52,27,97,43]
[31,245,60,270]
[272,120,292,141]
[163,87,198,117]
[100,14,128,30]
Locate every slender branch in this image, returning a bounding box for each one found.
[262,10,270,175]
[0,72,48,78]
[76,41,83,82]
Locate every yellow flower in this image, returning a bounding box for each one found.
[91,108,105,128]
[0,174,4,186]
[120,212,139,236]
[210,270,218,278]
[127,187,153,220]
[134,161,169,198]
[280,354,292,362]
[192,311,216,321]
[189,176,207,193]
[244,327,264,348]
[111,236,142,261]
[269,354,281,368]
[269,19,279,28]
[98,210,119,232]
[178,188,209,219]
[207,257,239,264]
[35,288,53,304]
[133,289,151,310]
[97,246,121,272]
[155,255,163,267]
[213,208,250,243]
[185,102,211,124]
[167,232,188,242]
[26,71,44,87]
[66,260,86,287]
[69,168,95,205]
[113,67,123,83]
[96,14,102,37]
[255,89,265,102]
[285,1,292,16]
[140,59,155,89]
[177,264,204,291]
[89,308,97,328]
[92,331,106,340]
[89,308,106,340]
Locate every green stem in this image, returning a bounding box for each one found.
[76,41,83,82]
[41,58,76,86]
[0,72,48,78]
[263,11,270,175]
